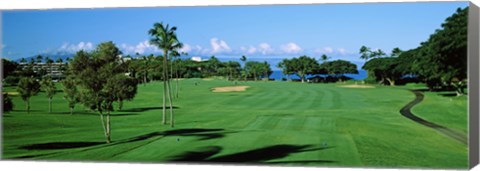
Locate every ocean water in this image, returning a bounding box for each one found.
[269,70,367,81]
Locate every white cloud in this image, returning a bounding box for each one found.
[59,42,94,52]
[312,46,354,57]
[280,43,302,54]
[314,47,334,54]
[120,40,161,55]
[179,44,192,53]
[258,43,274,55]
[337,48,347,55]
[240,43,274,55]
[210,38,231,54]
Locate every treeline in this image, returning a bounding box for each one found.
[359,7,468,95]
[2,56,68,86]
[124,55,272,84]
[277,55,358,83]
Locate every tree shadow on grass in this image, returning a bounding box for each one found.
[169,144,335,164]
[20,142,104,150]
[120,128,230,144]
[438,93,457,97]
[12,110,42,112]
[45,112,139,117]
[169,146,223,161]
[120,106,179,113]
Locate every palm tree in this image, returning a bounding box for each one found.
[359,46,371,61]
[148,22,183,128]
[36,55,43,63]
[56,58,63,64]
[320,54,330,63]
[240,55,247,81]
[45,57,54,76]
[391,47,402,57]
[169,51,180,98]
[142,55,148,86]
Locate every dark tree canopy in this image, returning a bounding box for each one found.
[321,60,358,77]
[2,58,18,78]
[362,57,402,86]
[393,7,468,93]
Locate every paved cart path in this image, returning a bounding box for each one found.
[399,90,467,145]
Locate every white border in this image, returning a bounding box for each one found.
[0,0,470,10]
[0,1,478,171]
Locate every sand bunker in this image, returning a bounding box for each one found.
[339,85,375,88]
[4,92,19,95]
[212,86,250,92]
[202,78,214,81]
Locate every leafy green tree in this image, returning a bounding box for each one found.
[225,61,241,81]
[3,93,14,113]
[291,56,320,83]
[70,42,128,143]
[61,76,80,115]
[17,77,40,113]
[244,61,261,81]
[321,60,358,82]
[2,58,18,78]
[41,77,57,113]
[206,56,221,77]
[277,59,295,81]
[110,74,138,110]
[260,61,273,80]
[362,58,401,86]
[244,61,271,81]
[402,7,467,94]
[149,22,183,127]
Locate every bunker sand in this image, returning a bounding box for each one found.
[212,86,250,92]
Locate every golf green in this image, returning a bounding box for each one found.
[2,79,468,168]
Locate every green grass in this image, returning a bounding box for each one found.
[2,79,468,168]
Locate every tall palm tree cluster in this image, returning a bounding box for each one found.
[148,22,183,128]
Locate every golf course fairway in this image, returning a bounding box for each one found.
[2,79,468,169]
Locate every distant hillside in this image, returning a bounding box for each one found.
[17,52,75,63]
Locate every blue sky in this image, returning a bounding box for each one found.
[1,2,469,64]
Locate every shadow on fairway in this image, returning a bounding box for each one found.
[438,92,465,97]
[169,144,335,164]
[169,146,223,161]
[122,128,228,144]
[45,112,139,117]
[12,110,42,112]
[20,142,104,150]
[120,106,179,113]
